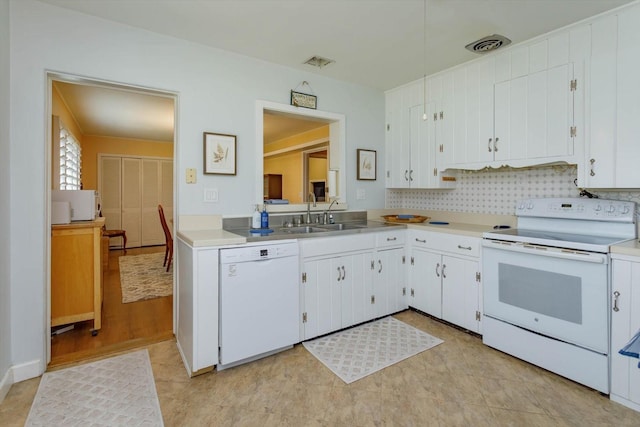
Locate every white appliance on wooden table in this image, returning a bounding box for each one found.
[482,198,636,393]
[218,240,299,369]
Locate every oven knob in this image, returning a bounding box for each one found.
[621,205,630,214]
[607,205,616,214]
[594,204,602,212]
[527,202,534,210]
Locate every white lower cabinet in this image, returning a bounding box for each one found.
[373,230,408,317]
[300,234,375,340]
[176,238,218,376]
[611,255,640,412]
[300,229,408,341]
[407,230,482,334]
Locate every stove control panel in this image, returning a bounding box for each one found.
[516,198,636,222]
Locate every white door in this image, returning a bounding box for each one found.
[100,156,123,248]
[141,159,164,246]
[302,257,335,340]
[121,158,142,248]
[441,256,480,333]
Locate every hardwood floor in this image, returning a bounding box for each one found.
[49,246,174,368]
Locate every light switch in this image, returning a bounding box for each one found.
[186,168,197,184]
[204,188,218,203]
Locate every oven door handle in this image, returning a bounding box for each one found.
[483,241,607,264]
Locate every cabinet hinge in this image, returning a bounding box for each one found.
[433,112,438,121]
[402,287,406,296]
[439,111,444,120]
[386,171,390,178]
[570,79,577,91]
[475,311,481,321]
[411,256,415,265]
[439,144,444,153]
[570,126,577,138]
[433,167,437,176]
[302,312,307,323]
[476,272,481,282]
[371,295,375,304]
[402,255,406,264]
[371,260,375,270]
[386,123,390,131]
[410,288,415,297]
[302,272,307,283]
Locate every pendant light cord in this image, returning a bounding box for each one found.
[422,0,428,120]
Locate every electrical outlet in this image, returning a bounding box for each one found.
[204,188,218,203]
[357,188,366,200]
[186,168,197,184]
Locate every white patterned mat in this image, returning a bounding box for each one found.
[303,316,443,384]
[119,252,172,304]
[25,350,164,427]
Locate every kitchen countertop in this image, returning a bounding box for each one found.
[611,239,640,258]
[177,229,247,247]
[178,210,517,247]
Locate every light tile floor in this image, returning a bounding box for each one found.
[2,310,640,426]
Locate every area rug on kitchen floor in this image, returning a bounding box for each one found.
[25,349,164,427]
[119,252,172,303]
[303,316,443,384]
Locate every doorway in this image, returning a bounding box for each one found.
[46,73,177,367]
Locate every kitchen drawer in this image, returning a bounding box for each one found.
[376,229,406,248]
[300,233,376,259]
[409,230,480,258]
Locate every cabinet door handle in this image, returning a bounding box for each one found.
[457,245,472,251]
[494,137,499,152]
[613,290,620,312]
[590,158,596,177]
[436,263,440,277]
[378,260,383,273]
[405,170,409,181]
[488,138,493,152]
[337,267,341,282]
[415,238,426,243]
[409,170,414,181]
[341,266,346,281]
[442,264,447,279]
[386,237,397,242]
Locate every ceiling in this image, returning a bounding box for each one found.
[44,0,633,142]
[53,80,176,142]
[41,0,632,91]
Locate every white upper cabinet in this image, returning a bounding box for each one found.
[581,3,640,188]
[385,79,456,189]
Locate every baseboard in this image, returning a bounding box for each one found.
[11,359,42,383]
[0,367,13,403]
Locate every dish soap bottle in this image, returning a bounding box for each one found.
[261,205,269,229]
[252,204,261,229]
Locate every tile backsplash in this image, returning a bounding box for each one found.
[386,165,640,216]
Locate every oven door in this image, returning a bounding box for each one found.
[482,240,609,353]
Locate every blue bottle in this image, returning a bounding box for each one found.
[261,205,269,228]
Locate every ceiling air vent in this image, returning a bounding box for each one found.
[465,34,511,54]
[303,56,335,69]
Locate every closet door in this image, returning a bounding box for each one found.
[100,156,123,248]
[160,160,174,227]
[121,158,142,248]
[141,159,164,246]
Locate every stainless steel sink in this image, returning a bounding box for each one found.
[281,226,329,234]
[318,223,367,231]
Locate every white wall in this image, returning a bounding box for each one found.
[8,0,385,374]
[0,0,13,399]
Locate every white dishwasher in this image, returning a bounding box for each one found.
[218,240,299,369]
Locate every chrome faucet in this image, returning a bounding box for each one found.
[306,192,316,224]
[323,199,339,224]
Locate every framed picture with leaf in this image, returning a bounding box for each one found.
[357,149,376,180]
[204,132,236,175]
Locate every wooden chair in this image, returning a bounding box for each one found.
[99,206,127,253]
[158,204,173,272]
